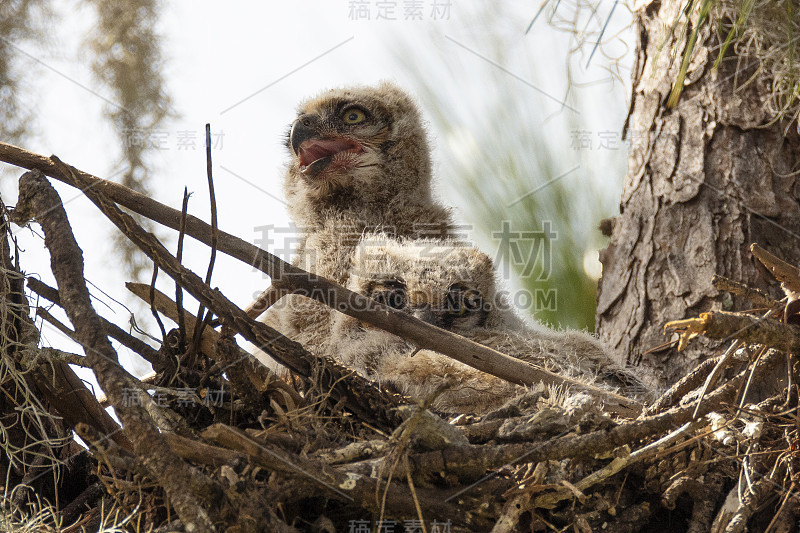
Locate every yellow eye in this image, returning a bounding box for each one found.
[343,108,366,124]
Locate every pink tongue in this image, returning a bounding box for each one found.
[299,139,356,167]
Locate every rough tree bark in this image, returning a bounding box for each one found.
[597,0,800,389]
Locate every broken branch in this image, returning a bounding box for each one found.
[665,310,800,354]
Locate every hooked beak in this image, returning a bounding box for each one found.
[289,117,362,179]
[289,119,317,155]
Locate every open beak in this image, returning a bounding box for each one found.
[290,118,362,178]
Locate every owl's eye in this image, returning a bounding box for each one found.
[369,280,407,310]
[373,288,406,310]
[446,285,483,317]
[342,107,367,125]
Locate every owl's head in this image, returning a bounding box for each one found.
[283,82,433,221]
[345,235,497,334]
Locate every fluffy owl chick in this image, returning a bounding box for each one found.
[263,83,454,351]
[329,236,647,414]
[284,81,452,238]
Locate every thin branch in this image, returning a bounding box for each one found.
[149,264,167,341]
[125,282,303,407]
[27,277,162,367]
[35,307,163,397]
[692,339,745,418]
[645,354,723,415]
[751,243,800,295]
[189,125,219,361]
[176,187,190,350]
[245,286,287,319]
[712,274,780,308]
[532,419,705,508]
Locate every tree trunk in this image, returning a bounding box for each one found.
[597,0,800,389]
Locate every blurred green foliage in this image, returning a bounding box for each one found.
[394,5,629,330]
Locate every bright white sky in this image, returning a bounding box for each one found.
[0,1,634,390]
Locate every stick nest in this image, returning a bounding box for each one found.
[0,148,798,532]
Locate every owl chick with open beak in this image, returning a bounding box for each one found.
[261,83,456,353]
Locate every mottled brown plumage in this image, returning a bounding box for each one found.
[330,236,648,414]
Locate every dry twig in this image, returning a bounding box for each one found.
[712,274,780,309]
[665,310,800,354]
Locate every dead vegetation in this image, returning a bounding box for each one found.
[0,139,798,532]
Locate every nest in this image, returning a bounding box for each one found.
[0,141,798,532]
